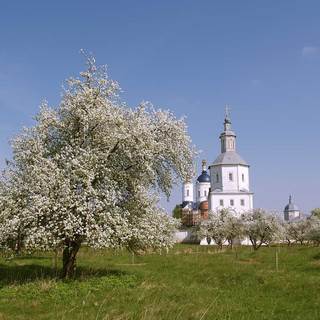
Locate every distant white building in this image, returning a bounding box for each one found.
[181,108,254,223]
[284,195,301,221]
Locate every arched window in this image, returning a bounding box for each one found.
[229,173,233,181]
[242,174,245,182]
[204,190,207,196]
[216,173,219,183]
[187,189,189,197]
[198,190,200,197]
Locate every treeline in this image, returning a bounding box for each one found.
[197,208,320,250]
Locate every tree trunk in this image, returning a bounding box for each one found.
[250,237,257,250]
[62,240,81,279]
[14,230,23,254]
[254,241,263,250]
[52,248,59,275]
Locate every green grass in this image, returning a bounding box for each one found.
[0,245,320,319]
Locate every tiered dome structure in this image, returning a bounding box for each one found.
[284,195,301,221]
[196,160,211,204]
[208,108,253,212]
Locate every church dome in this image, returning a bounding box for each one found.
[284,203,299,212]
[197,171,210,183]
[284,196,299,212]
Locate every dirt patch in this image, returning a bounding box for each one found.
[311,260,320,267]
[140,281,167,290]
[115,263,147,266]
[238,258,260,265]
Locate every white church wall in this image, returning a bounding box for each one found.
[196,182,210,203]
[210,166,222,191]
[221,166,239,191]
[182,182,194,203]
[174,230,192,243]
[238,166,250,191]
[288,210,300,220]
[199,237,252,246]
[210,164,250,193]
[209,193,253,214]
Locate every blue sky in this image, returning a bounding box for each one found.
[1,1,320,214]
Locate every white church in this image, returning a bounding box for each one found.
[176,108,302,243]
[181,109,254,226]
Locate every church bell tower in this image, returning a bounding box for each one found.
[220,107,236,153]
[208,106,254,214]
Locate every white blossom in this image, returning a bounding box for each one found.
[241,209,282,250]
[0,55,195,275]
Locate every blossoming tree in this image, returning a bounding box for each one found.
[198,209,243,248]
[0,56,195,278]
[241,209,282,250]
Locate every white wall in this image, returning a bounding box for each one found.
[174,230,198,243]
[210,164,250,193]
[210,166,223,191]
[182,182,194,202]
[196,181,210,203]
[238,166,250,192]
[209,193,253,215]
[221,166,238,191]
[288,210,301,220]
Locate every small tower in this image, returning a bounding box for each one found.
[284,195,301,221]
[196,160,211,204]
[220,106,236,153]
[182,180,194,209]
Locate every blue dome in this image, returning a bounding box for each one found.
[197,171,210,183]
[182,201,193,209]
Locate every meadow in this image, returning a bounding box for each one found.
[0,245,319,320]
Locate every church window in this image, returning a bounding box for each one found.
[219,199,224,206]
[187,190,189,197]
[242,174,245,182]
[198,190,200,197]
[229,173,233,181]
[216,173,219,183]
[204,190,207,196]
[230,199,234,206]
[241,199,245,206]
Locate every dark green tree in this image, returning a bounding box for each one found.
[172,205,182,219]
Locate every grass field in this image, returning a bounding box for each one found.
[0,244,319,320]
